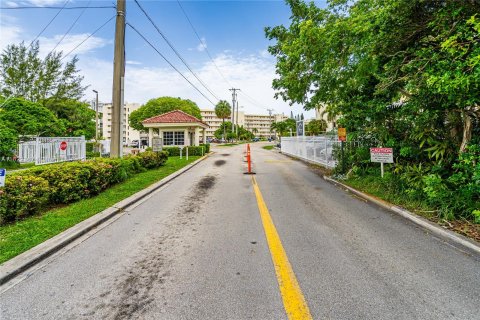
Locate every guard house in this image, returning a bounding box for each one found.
[142,110,209,147]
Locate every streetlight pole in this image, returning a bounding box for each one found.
[92,90,99,141]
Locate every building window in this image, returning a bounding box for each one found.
[163,131,185,146]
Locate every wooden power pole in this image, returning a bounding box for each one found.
[111,0,126,158]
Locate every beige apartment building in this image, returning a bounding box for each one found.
[200,110,288,139]
[102,103,142,145]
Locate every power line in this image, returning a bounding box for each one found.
[175,1,276,114]
[176,0,232,88]
[29,0,70,47]
[61,15,116,61]
[133,0,220,102]
[1,6,115,10]
[48,0,91,55]
[126,22,216,107]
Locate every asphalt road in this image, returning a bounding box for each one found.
[1,143,479,319]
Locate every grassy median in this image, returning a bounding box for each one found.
[0,156,200,264]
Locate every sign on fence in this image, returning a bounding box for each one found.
[18,137,86,165]
[338,128,347,142]
[370,148,393,163]
[0,169,5,187]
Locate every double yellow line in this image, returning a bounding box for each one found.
[251,176,313,320]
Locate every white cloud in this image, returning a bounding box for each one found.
[196,38,207,52]
[5,1,19,7]
[26,0,66,6]
[0,16,22,51]
[37,33,110,57]
[126,60,142,65]
[78,53,312,118]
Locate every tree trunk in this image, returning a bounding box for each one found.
[222,118,225,141]
[459,110,472,153]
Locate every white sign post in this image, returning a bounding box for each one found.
[0,169,6,188]
[370,148,393,178]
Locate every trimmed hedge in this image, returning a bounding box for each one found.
[0,151,168,224]
[163,144,210,157]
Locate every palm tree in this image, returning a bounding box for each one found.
[215,100,231,141]
[252,128,258,136]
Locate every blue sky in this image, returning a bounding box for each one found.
[0,0,327,118]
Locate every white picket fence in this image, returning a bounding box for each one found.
[280,136,340,168]
[18,137,86,165]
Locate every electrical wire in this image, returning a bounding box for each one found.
[29,0,70,47]
[176,0,232,89]
[175,0,277,113]
[1,6,115,10]
[48,1,91,55]
[127,22,216,107]
[61,15,116,61]
[133,0,220,102]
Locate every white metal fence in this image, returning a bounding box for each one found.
[280,136,341,168]
[18,137,86,165]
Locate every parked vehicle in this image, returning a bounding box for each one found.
[129,140,139,147]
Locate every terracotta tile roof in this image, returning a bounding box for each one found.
[142,110,208,127]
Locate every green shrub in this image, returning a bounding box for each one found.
[0,151,170,224]
[86,142,95,153]
[163,147,181,157]
[86,151,101,158]
[137,151,168,169]
[0,175,49,223]
[200,143,210,153]
[184,146,206,156]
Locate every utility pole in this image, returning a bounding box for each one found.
[111,0,126,158]
[267,108,274,139]
[92,90,99,141]
[235,100,239,136]
[229,88,239,136]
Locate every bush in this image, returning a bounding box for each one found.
[86,142,95,153]
[163,146,181,157]
[0,175,49,223]
[86,151,101,158]
[200,143,210,153]
[0,151,170,224]
[137,151,168,169]
[163,146,208,157]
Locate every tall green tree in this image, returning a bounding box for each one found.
[43,98,96,139]
[0,97,64,138]
[266,0,480,159]
[306,119,327,135]
[129,97,202,132]
[0,41,86,102]
[214,100,232,140]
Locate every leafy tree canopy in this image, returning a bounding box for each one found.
[43,98,96,139]
[215,100,231,139]
[0,97,64,137]
[0,41,86,102]
[306,119,327,136]
[266,0,480,158]
[129,97,202,132]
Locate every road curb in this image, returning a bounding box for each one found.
[0,153,212,286]
[323,175,480,256]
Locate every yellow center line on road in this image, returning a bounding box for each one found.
[251,176,313,320]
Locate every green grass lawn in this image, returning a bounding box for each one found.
[0,156,200,264]
[344,175,434,218]
[262,145,275,150]
[0,162,35,171]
